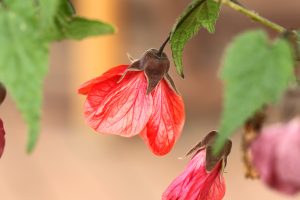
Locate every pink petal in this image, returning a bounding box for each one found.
[84,71,153,137]
[251,124,282,186]
[251,118,300,195]
[140,79,185,155]
[162,150,225,200]
[275,119,300,194]
[0,119,5,158]
[78,65,128,95]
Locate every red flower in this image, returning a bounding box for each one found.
[0,119,5,158]
[78,49,185,155]
[162,131,232,200]
[251,118,300,195]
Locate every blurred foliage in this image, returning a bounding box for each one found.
[216,30,295,149]
[0,0,114,152]
[297,30,300,59]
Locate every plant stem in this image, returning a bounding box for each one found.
[158,36,170,57]
[217,0,286,33]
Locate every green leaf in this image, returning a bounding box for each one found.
[216,30,295,150]
[0,4,49,152]
[55,17,115,41]
[50,0,115,41]
[170,0,220,77]
[0,0,115,154]
[37,0,60,27]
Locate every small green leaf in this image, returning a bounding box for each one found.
[0,5,49,152]
[56,17,115,40]
[216,30,295,150]
[170,0,220,77]
[49,0,115,41]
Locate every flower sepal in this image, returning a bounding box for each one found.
[122,49,178,94]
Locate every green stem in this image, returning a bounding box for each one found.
[217,0,286,33]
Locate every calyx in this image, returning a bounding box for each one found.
[187,131,232,172]
[125,49,178,94]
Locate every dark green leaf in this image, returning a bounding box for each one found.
[170,0,220,77]
[216,30,295,150]
[62,0,76,16]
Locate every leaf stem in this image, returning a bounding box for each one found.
[218,0,286,33]
[158,35,170,57]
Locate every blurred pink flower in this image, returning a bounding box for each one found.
[162,149,226,200]
[0,119,5,158]
[251,118,300,195]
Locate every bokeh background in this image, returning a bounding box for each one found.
[0,0,300,199]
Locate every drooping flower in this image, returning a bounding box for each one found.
[251,117,300,195]
[78,49,185,155]
[0,119,5,158]
[162,131,232,200]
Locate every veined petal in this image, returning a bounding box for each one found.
[84,71,153,137]
[0,119,5,158]
[163,150,225,200]
[78,65,128,95]
[141,79,185,155]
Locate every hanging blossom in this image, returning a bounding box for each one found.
[251,117,300,195]
[78,49,185,155]
[162,131,232,200]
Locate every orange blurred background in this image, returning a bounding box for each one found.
[0,0,300,199]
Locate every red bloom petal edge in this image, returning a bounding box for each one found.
[141,79,185,155]
[0,119,5,158]
[83,66,153,137]
[78,65,128,95]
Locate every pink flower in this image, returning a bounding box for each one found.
[78,49,185,156]
[162,131,231,200]
[0,119,5,158]
[251,118,300,195]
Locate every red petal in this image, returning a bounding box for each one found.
[0,119,5,158]
[141,79,185,155]
[78,65,128,95]
[84,71,153,137]
[196,168,225,200]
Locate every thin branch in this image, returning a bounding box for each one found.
[217,0,286,33]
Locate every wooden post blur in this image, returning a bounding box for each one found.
[69,0,123,127]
